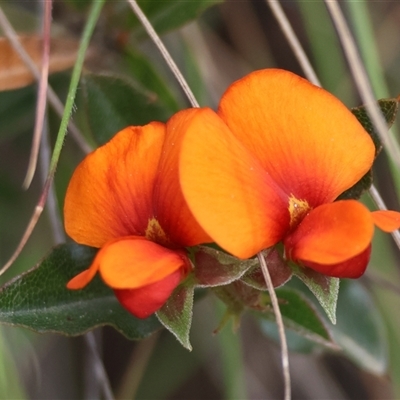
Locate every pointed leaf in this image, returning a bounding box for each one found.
[351,97,399,156]
[193,246,257,288]
[80,73,171,145]
[0,243,161,339]
[258,287,337,349]
[290,264,339,324]
[156,283,194,350]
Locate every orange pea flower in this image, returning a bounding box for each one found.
[64,123,210,318]
[176,69,400,278]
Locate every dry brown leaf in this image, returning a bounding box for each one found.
[0,34,79,91]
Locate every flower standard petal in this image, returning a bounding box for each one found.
[64,123,165,248]
[152,108,212,248]
[218,69,375,207]
[95,237,189,289]
[178,107,289,259]
[284,200,374,266]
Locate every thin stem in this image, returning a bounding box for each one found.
[257,252,291,400]
[23,0,52,189]
[0,5,91,155]
[126,0,199,108]
[324,0,400,169]
[369,184,400,250]
[0,0,105,276]
[265,0,320,86]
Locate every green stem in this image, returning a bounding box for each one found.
[0,0,105,277]
[216,301,247,400]
[49,0,105,173]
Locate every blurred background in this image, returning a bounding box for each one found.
[1,0,400,398]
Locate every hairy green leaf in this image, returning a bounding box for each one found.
[0,243,160,339]
[157,283,194,350]
[193,246,257,288]
[290,264,339,324]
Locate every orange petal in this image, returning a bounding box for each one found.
[178,107,289,259]
[153,109,212,247]
[96,237,188,289]
[218,69,375,207]
[64,123,165,248]
[372,210,400,232]
[67,264,99,289]
[114,268,184,319]
[301,245,371,279]
[284,200,374,265]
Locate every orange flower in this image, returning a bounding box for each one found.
[176,69,400,278]
[64,123,210,318]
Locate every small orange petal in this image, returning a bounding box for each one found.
[67,265,99,289]
[178,107,289,259]
[64,123,165,248]
[96,237,188,289]
[285,200,374,265]
[372,210,400,232]
[218,69,375,207]
[114,268,184,319]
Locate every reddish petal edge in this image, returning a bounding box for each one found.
[114,268,185,319]
[372,210,400,232]
[299,244,371,279]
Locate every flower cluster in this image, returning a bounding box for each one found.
[65,69,400,318]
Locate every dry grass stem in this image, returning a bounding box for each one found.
[126,0,199,108]
[258,252,291,400]
[265,0,320,86]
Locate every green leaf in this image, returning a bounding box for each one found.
[193,246,257,288]
[114,0,223,37]
[338,170,373,200]
[0,243,161,340]
[259,319,317,353]
[156,282,194,350]
[80,73,171,145]
[124,49,181,113]
[352,98,399,156]
[340,97,399,200]
[290,264,339,324]
[262,288,336,348]
[330,280,388,375]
